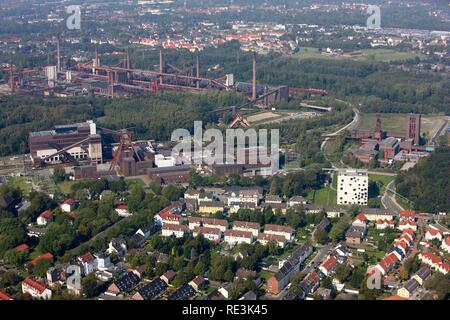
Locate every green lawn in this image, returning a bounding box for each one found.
[259,270,274,282]
[369,174,395,189]
[358,113,445,139]
[308,186,337,206]
[57,180,77,194]
[6,176,31,195]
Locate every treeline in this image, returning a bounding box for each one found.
[396,147,450,213]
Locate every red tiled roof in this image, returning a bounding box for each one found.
[62,198,75,206]
[321,255,337,271]
[39,210,53,219]
[264,224,294,234]
[420,252,442,265]
[162,224,188,232]
[15,244,29,252]
[383,295,408,300]
[233,220,260,230]
[426,227,443,237]
[115,203,128,210]
[22,278,47,293]
[224,229,253,239]
[0,290,13,300]
[190,275,206,286]
[193,226,221,236]
[79,252,95,263]
[31,252,54,265]
[444,237,450,246]
[257,233,286,243]
[353,213,368,223]
[399,210,416,220]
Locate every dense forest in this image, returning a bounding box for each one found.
[396,147,450,213]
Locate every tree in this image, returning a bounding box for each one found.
[82,274,99,298]
[33,259,52,277]
[315,228,330,244]
[52,166,66,184]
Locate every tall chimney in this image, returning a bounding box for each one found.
[159,49,164,85]
[252,52,257,100]
[56,37,61,73]
[196,54,200,88]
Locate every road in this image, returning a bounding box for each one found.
[303,244,332,274]
[320,107,360,168]
[381,180,404,214]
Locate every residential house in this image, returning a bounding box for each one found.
[288,195,307,207]
[155,203,182,226]
[105,272,140,296]
[60,199,76,213]
[261,202,288,214]
[319,255,338,277]
[115,203,131,218]
[0,290,13,300]
[399,210,416,222]
[332,242,351,264]
[397,278,419,299]
[168,284,196,300]
[189,276,207,291]
[132,277,168,300]
[300,272,320,295]
[265,195,282,204]
[225,187,263,207]
[267,243,313,294]
[425,226,444,242]
[161,270,177,285]
[412,266,432,285]
[352,213,369,230]
[22,278,52,300]
[345,226,366,245]
[374,252,401,275]
[106,237,127,256]
[264,224,294,241]
[37,210,53,226]
[198,201,225,214]
[161,224,189,238]
[399,220,417,231]
[442,237,450,253]
[376,219,395,230]
[233,221,260,237]
[363,208,395,222]
[224,229,253,245]
[257,233,286,248]
[78,252,97,275]
[193,226,222,242]
[239,290,257,300]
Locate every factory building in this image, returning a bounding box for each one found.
[29,121,102,165]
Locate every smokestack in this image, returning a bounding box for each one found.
[159,49,164,85]
[126,48,131,69]
[56,37,61,73]
[252,52,257,100]
[196,54,200,89]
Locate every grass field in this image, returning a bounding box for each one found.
[58,180,76,194]
[6,176,31,195]
[369,174,395,189]
[307,186,337,206]
[296,47,424,62]
[358,113,445,138]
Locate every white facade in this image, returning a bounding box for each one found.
[337,169,368,205]
[224,231,253,245]
[22,280,52,300]
[161,225,187,238]
[155,154,176,168]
